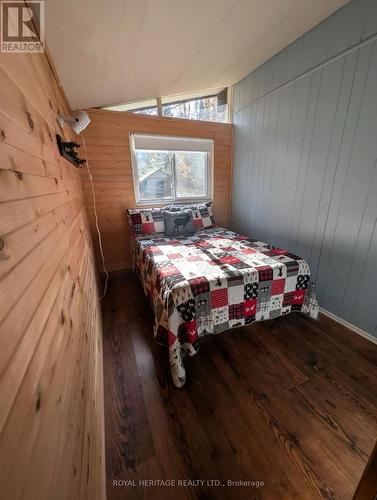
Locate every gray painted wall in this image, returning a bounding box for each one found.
[231,0,377,338]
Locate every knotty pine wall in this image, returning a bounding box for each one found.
[79,110,233,272]
[0,51,105,499]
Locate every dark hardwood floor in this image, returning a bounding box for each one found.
[102,271,377,500]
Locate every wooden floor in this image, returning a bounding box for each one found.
[102,272,377,500]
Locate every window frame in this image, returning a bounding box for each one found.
[130,134,213,205]
[102,88,229,124]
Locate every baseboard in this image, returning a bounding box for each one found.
[320,307,377,346]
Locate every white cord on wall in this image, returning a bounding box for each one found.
[81,132,109,300]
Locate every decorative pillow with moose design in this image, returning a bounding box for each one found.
[169,201,215,229]
[163,209,197,237]
[127,208,165,235]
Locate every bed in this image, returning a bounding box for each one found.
[132,225,319,388]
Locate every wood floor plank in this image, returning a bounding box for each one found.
[105,321,155,472]
[299,372,377,441]
[187,349,314,500]
[290,314,377,401]
[318,314,377,367]
[212,326,308,397]
[207,334,337,499]
[102,272,377,500]
[263,317,377,438]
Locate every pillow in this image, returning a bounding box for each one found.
[169,201,215,229]
[163,209,197,237]
[127,208,164,235]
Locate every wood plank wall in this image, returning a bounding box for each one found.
[0,49,105,499]
[79,110,233,272]
[231,0,377,339]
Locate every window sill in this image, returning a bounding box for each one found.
[135,197,212,206]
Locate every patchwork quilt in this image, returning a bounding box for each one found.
[133,227,319,388]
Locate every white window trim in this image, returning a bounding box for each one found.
[130,133,214,206]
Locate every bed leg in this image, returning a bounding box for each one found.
[169,341,186,388]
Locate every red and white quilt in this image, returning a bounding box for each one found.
[133,227,319,387]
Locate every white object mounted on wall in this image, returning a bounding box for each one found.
[58,109,90,134]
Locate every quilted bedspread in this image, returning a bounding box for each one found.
[133,227,319,387]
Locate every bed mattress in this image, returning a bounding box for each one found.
[133,227,319,387]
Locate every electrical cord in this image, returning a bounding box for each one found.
[81,132,109,300]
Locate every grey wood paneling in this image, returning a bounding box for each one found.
[231,0,377,338]
[233,0,371,113]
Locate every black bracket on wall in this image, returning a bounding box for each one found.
[56,134,86,168]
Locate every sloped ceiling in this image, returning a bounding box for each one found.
[45,0,349,109]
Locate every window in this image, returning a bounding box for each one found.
[136,150,173,200]
[103,88,228,123]
[162,93,227,122]
[132,106,158,116]
[131,134,213,204]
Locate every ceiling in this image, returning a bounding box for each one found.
[45,0,349,109]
